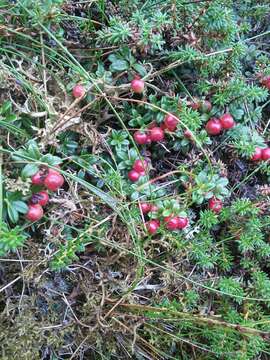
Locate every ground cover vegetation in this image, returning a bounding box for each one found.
[1,0,270,359]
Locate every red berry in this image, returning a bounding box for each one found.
[31,191,49,206]
[150,205,159,212]
[251,147,262,161]
[164,114,178,132]
[146,220,160,234]
[25,204,44,222]
[177,217,188,229]
[131,78,144,94]
[209,197,223,214]
[44,170,64,191]
[148,121,158,129]
[164,216,179,231]
[133,159,148,173]
[261,148,270,161]
[190,100,201,110]
[128,170,140,182]
[205,118,223,136]
[201,100,212,113]
[134,131,148,145]
[139,202,151,214]
[261,76,270,90]
[31,171,45,185]
[72,84,85,98]
[219,113,235,129]
[184,129,193,139]
[149,127,164,142]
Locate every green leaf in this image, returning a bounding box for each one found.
[163,209,172,217]
[110,59,129,71]
[132,63,147,76]
[5,114,17,122]
[7,205,19,223]
[28,141,41,160]
[40,154,62,165]
[12,201,29,214]
[21,163,39,179]
[1,100,11,114]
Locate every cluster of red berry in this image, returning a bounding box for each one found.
[25,168,64,222]
[251,147,270,162]
[133,114,179,145]
[205,113,235,135]
[139,202,189,235]
[130,77,227,233]
[128,159,148,182]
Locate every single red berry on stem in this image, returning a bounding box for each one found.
[150,205,159,212]
[177,217,188,229]
[31,171,45,185]
[219,113,235,129]
[134,131,148,145]
[133,159,148,173]
[164,114,178,132]
[190,100,201,110]
[146,220,160,234]
[128,170,140,182]
[184,129,193,139]
[131,77,144,94]
[201,100,212,113]
[251,147,262,161]
[261,76,270,90]
[209,197,223,214]
[139,202,152,214]
[205,118,223,136]
[164,216,179,231]
[149,127,164,142]
[26,204,44,221]
[261,148,270,161]
[44,169,64,191]
[31,191,49,207]
[72,84,85,98]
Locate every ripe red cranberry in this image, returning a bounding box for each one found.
[131,77,144,94]
[205,118,223,136]
[251,147,262,161]
[184,129,193,139]
[150,205,159,213]
[134,131,148,145]
[72,84,85,98]
[177,217,188,229]
[164,216,179,231]
[133,159,147,173]
[128,170,140,182]
[209,197,223,213]
[139,202,152,214]
[44,169,64,191]
[261,148,270,161]
[146,220,160,234]
[164,114,178,132]
[25,204,44,221]
[201,100,212,113]
[261,76,270,90]
[190,100,201,110]
[149,127,164,142]
[219,113,235,129]
[31,191,49,206]
[31,171,45,185]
